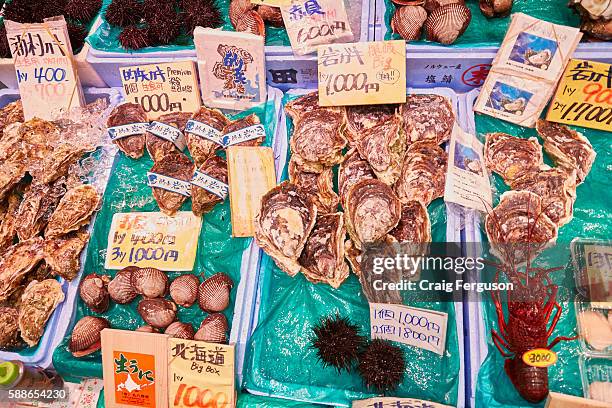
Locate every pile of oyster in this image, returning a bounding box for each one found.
[255,92,453,290]
[70,267,234,357]
[570,0,612,40]
[0,100,106,350]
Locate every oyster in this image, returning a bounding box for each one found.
[344,104,399,147]
[149,152,195,216]
[536,120,597,184]
[198,273,233,313]
[0,192,20,252]
[146,112,192,162]
[479,0,513,17]
[221,113,265,148]
[0,150,27,201]
[18,279,65,347]
[30,143,88,184]
[0,123,23,161]
[43,228,90,281]
[19,119,61,165]
[69,316,110,357]
[289,160,339,214]
[0,101,24,136]
[107,103,148,159]
[131,267,168,299]
[0,237,45,302]
[45,184,101,238]
[185,107,230,167]
[16,179,65,241]
[137,298,177,329]
[389,200,432,243]
[0,307,20,348]
[164,321,195,340]
[285,92,339,122]
[79,273,110,313]
[194,313,228,343]
[581,17,612,40]
[425,3,472,44]
[254,182,317,276]
[108,266,138,304]
[400,94,455,145]
[345,179,401,250]
[395,142,448,206]
[299,213,350,288]
[191,156,228,217]
[169,274,199,308]
[392,5,428,41]
[338,149,375,210]
[484,133,544,183]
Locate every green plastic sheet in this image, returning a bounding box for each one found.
[242,92,460,407]
[384,0,580,46]
[473,114,612,407]
[52,100,278,383]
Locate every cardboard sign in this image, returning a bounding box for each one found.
[101,329,169,408]
[352,397,453,408]
[317,40,406,107]
[105,212,201,271]
[120,61,201,120]
[547,59,612,132]
[194,28,266,111]
[369,303,448,356]
[546,392,612,408]
[444,124,493,213]
[168,339,235,408]
[585,244,612,309]
[5,16,84,121]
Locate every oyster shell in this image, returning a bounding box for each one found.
[479,0,513,17]
[254,181,318,276]
[0,101,24,136]
[45,184,101,238]
[108,266,138,304]
[137,298,177,329]
[107,103,148,159]
[345,179,401,250]
[170,274,199,308]
[338,149,375,211]
[395,141,448,206]
[0,123,23,161]
[131,267,168,298]
[581,17,612,40]
[289,159,339,215]
[0,192,20,252]
[198,273,233,313]
[43,228,90,281]
[185,107,230,167]
[392,5,428,41]
[18,279,65,347]
[285,92,339,122]
[425,3,471,45]
[149,152,195,216]
[194,313,228,343]
[19,119,60,166]
[191,155,228,217]
[299,213,350,288]
[484,133,544,184]
[164,321,195,340]
[389,200,432,243]
[221,113,265,148]
[16,179,66,241]
[0,150,27,201]
[344,104,399,147]
[146,112,192,162]
[31,143,89,184]
[0,237,45,302]
[235,10,266,39]
[0,307,20,348]
[400,94,455,145]
[79,273,110,313]
[69,316,110,357]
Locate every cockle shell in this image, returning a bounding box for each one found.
[165,321,195,340]
[79,274,110,313]
[170,274,199,307]
[108,266,138,304]
[478,0,513,18]
[424,0,464,13]
[136,325,157,333]
[137,298,177,329]
[198,273,234,313]
[425,3,471,45]
[194,313,228,343]
[69,316,110,357]
[391,6,427,41]
[392,0,425,5]
[131,267,168,298]
[235,10,266,39]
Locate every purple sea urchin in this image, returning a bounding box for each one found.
[358,339,406,392]
[105,0,144,27]
[0,25,11,58]
[311,315,366,372]
[67,21,88,51]
[181,0,223,35]
[64,0,102,23]
[146,12,181,45]
[119,25,150,50]
[3,0,68,23]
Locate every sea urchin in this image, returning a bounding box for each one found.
[64,0,102,23]
[119,25,150,50]
[105,0,143,27]
[311,315,366,372]
[181,0,223,35]
[357,339,406,392]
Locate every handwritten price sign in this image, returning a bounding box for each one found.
[352,397,453,408]
[105,212,201,271]
[317,40,406,106]
[546,59,612,132]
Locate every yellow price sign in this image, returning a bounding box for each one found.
[105,212,201,271]
[522,348,558,368]
[317,40,407,107]
[546,59,612,132]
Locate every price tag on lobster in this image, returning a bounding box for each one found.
[546,59,612,132]
[522,349,558,368]
[317,40,407,107]
[120,61,201,121]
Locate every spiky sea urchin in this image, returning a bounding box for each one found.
[357,339,406,392]
[0,25,10,59]
[181,0,223,35]
[311,315,366,372]
[67,21,88,51]
[118,25,150,50]
[64,0,102,23]
[142,0,176,21]
[105,0,143,27]
[146,12,181,45]
[3,0,68,23]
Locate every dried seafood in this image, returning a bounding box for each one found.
[0,237,45,302]
[44,228,90,281]
[484,132,544,184]
[389,200,432,243]
[45,184,101,238]
[191,155,229,217]
[185,107,230,167]
[107,103,148,160]
[338,149,375,210]
[149,152,195,216]
[400,94,455,145]
[0,307,20,348]
[220,113,265,148]
[289,159,339,214]
[70,316,109,357]
[395,141,448,206]
[146,112,192,162]
[344,104,399,147]
[254,181,317,276]
[18,279,65,347]
[16,179,65,241]
[0,192,20,252]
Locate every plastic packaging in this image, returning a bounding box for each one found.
[579,356,612,404]
[575,298,612,357]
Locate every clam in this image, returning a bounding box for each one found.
[108,266,138,304]
[198,273,234,313]
[79,274,111,313]
[479,0,513,18]
[425,3,471,44]
[131,267,168,299]
[170,274,199,308]
[424,0,464,13]
[392,6,428,41]
[392,0,425,5]
[194,313,228,343]
[135,325,157,333]
[137,298,177,329]
[69,316,110,358]
[165,321,195,340]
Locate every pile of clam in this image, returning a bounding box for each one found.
[70,267,234,357]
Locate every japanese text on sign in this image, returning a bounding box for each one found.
[317,40,406,106]
[352,397,453,408]
[585,244,612,308]
[370,303,448,356]
[105,212,201,271]
[113,351,156,408]
[547,59,612,132]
